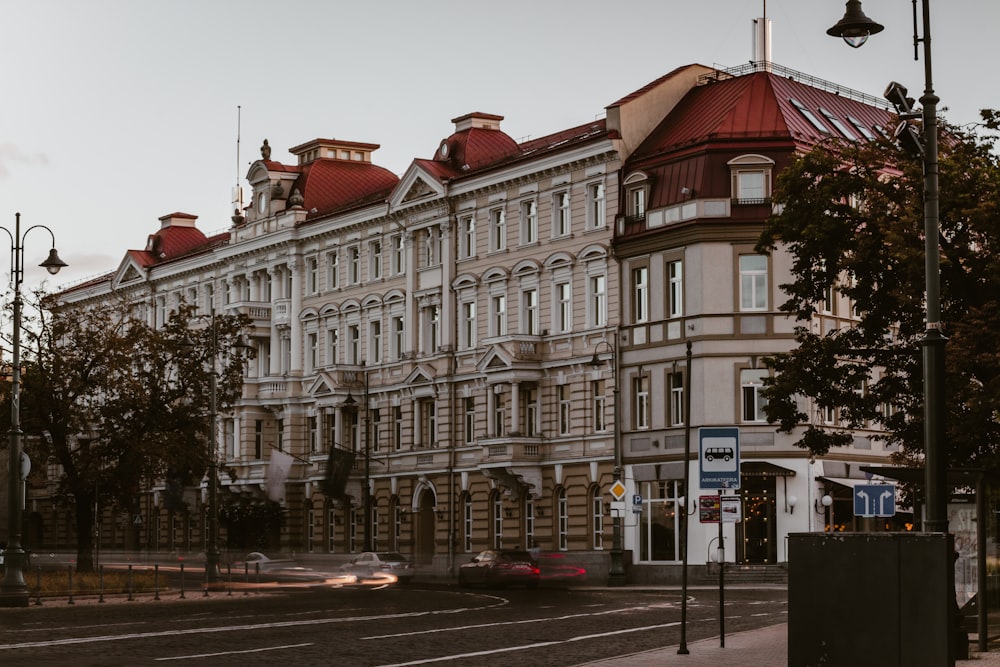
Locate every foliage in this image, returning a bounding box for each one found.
[13,297,252,572]
[756,111,1000,472]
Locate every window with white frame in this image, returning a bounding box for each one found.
[461,300,476,349]
[633,266,649,323]
[634,375,650,429]
[668,259,683,318]
[490,208,506,252]
[589,274,607,327]
[558,385,571,435]
[369,319,382,364]
[592,487,604,549]
[326,410,336,452]
[307,256,319,294]
[307,332,318,372]
[327,250,339,290]
[308,415,318,454]
[371,408,381,453]
[493,388,506,437]
[523,386,538,436]
[493,492,504,549]
[423,304,440,354]
[520,200,538,245]
[669,371,685,426]
[739,254,768,311]
[592,379,607,432]
[419,399,436,446]
[557,488,568,550]
[459,215,475,259]
[369,240,383,280]
[741,368,769,422]
[391,234,405,275]
[348,324,360,364]
[729,154,774,205]
[393,405,403,450]
[464,397,476,444]
[627,186,646,220]
[491,293,507,336]
[553,191,571,237]
[522,288,539,335]
[555,280,572,333]
[391,314,404,360]
[525,498,536,550]
[588,182,606,229]
[327,327,339,366]
[348,246,361,284]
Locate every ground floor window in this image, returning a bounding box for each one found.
[638,480,684,562]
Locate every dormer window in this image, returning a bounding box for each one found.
[622,171,650,224]
[728,155,775,205]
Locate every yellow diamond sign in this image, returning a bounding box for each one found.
[609,481,627,501]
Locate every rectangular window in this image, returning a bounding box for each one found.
[371,408,381,453]
[588,182,606,229]
[634,376,650,430]
[556,281,572,333]
[308,415,318,453]
[326,411,336,453]
[736,171,767,203]
[307,332,318,372]
[494,390,506,437]
[633,266,648,323]
[739,255,768,311]
[348,324,360,364]
[592,489,604,550]
[348,246,361,284]
[589,274,607,327]
[628,187,646,219]
[490,208,506,252]
[553,191,571,237]
[741,368,769,422]
[277,418,284,451]
[520,200,538,245]
[460,215,476,259]
[327,251,339,290]
[592,379,607,432]
[369,240,383,280]
[327,328,339,366]
[393,406,403,450]
[391,234,405,275]
[669,372,685,426]
[558,385,571,436]
[369,320,382,364]
[307,257,319,294]
[558,491,568,551]
[420,400,437,446]
[523,387,538,436]
[668,260,683,318]
[391,315,404,360]
[461,301,477,349]
[464,497,473,553]
[492,294,507,336]
[424,305,440,354]
[522,288,539,335]
[464,397,476,444]
[493,495,504,550]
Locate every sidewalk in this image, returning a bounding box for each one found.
[579,622,1000,666]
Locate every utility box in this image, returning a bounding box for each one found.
[788,532,955,667]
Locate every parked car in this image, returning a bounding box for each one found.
[340,552,415,583]
[458,549,540,588]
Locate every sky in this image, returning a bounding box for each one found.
[1,0,996,290]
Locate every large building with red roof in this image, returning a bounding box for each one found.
[41,57,901,582]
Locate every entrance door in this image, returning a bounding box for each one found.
[739,478,776,563]
[414,490,436,565]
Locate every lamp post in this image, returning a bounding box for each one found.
[827,0,946,534]
[590,338,626,586]
[0,213,67,608]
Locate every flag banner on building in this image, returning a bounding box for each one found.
[266,448,295,502]
[323,447,355,499]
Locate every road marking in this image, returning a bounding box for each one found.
[156,642,313,661]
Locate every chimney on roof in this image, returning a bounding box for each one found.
[753,17,773,71]
[451,112,504,133]
[158,212,198,230]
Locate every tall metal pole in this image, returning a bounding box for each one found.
[205,311,220,583]
[362,364,372,552]
[0,213,65,608]
[592,338,625,585]
[678,340,693,654]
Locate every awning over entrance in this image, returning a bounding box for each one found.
[741,461,796,478]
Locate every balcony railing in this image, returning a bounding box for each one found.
[478,436,545,462]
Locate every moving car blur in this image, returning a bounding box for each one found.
[458,549,540,588]
[340,552,415,583]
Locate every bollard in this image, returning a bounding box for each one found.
[244,562,249,596]
[68,566,75,605]
[128,564,134,601]
[255,562,260,594]
[34,567,42,606]
[154,563,161,601]
[227,563,233,597]
[99,564,105,603]
[179,562,186,599]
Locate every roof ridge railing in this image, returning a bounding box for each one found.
[699,61,890,110]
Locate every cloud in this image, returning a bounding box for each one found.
[0,143,50,178]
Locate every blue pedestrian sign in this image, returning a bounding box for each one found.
[854,484,896,518]
[699,427,740,489]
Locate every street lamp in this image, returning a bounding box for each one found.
[0,212,66,608]
[589,339,626,586]
[827,0,946,534]
[183,310,251,584]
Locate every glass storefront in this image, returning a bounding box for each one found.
[638,480,684,562]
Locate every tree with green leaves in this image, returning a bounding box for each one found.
[12,297,251,572]
[756,111,1000,475]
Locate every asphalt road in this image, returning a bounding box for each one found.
[0,584,787,666]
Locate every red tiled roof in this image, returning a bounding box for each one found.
[295,160,400,219]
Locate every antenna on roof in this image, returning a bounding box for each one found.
[232,106,245,220]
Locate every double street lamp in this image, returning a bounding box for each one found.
[589,339,626,586]
[827,0,946,533]
[0,213,66,608]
